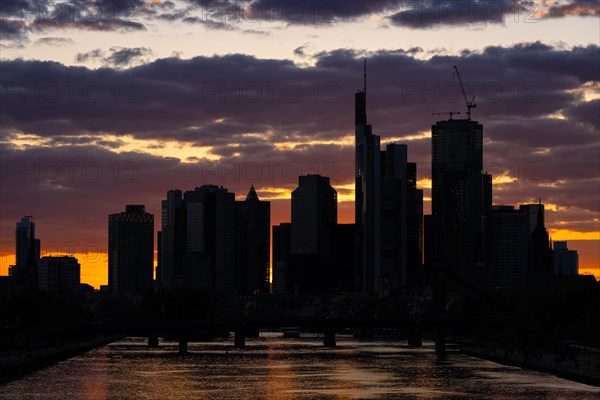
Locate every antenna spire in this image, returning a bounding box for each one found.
[363,58,367,94]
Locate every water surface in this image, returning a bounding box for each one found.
[2,336,598,400]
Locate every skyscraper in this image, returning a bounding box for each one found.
[291,175,337,256]
[431,118,491,288]
[12,216,40,288]
[379,144,408,293]
[487,206,529,289]
[527,201,554,283]
[272,223,292,294]
[235,186,270,295]
[355,61,381,295]
[158,190,186,288]
[108,205,154,295]
[183,185,236,295]
[354,62,424,295]
[379,145,424,293]
[291,174,337,293]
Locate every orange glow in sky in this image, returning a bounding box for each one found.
[1,198,598,289]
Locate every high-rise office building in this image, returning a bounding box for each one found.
[272,223,292,294]
[431,118,492,289]
[423,214,434,271]
[38,255,81,295]
[183,185,236,295]
[553,241,579,276]
[291,174,337,293]
[519,202,554,282]
[235,186,270,295]
[291,175,337,256]
[379,144,407,293]
[414,189,424,273]
[527,201,554,282]
[354,63,424,295]
[487,206,529,289]
[12,216,40,288]
[355,62,381,295]
[108,205,154,295]
[380,145,425,291]
[158,190,186,288]
[332,223,356,292]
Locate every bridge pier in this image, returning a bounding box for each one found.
[178,339,188,355]
[408,326,422,348]
[435,328,446,355]
[323,328,336,348]
[148,336,159,348]
[234,329,246,349]
[434,269,447,355]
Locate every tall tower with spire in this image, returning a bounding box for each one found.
[235,186,271,294]
[527,199,554,281]
[355,59,382,294]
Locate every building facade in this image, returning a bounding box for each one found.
[487,206,529,289]
[183,185,236,295]
[272,223,292,294]
[235,186,271,294]
[291,174,337,294]
[431,118,492,289]
[39,255,81,295]
[11,216,41,288]
[554,241,579,276]
[108,205,154,295]
[355,73,382,294]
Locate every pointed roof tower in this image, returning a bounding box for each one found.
[246,185,259,201]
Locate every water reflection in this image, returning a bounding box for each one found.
[1,337,598,400]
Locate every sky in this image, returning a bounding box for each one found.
[0,0,599,288]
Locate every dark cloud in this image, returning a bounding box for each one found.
[563,99,600,130]
[0,0,597,43]
[181,0,539,27]
[485,117,598,150]
[388,0,521,28]
[105,46,153,66]
[182,16,236,30]
[294,44,308,57]
[0,0,147,43]
[75,46,153,66]
[543,0,599,18]
[75,48,105,63]
[170,0,600,31]
[1,42,597,146]
[0,18,26,41]
[0,43,598,227]
[34,36,75,46]
[29,0,147,31]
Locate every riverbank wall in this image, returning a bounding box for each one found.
[0,335,123,384]
[461,345,600,387]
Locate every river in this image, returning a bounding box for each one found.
[1,335,598,399]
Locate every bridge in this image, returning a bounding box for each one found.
[85,270,512,355]
[88,315,470,354]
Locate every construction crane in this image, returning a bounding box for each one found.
[432,112,461,120]
[453,65,476,120]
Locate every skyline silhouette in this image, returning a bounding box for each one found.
[1,62,590,293]
[2,45,599,286]
[1,2,599,395]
